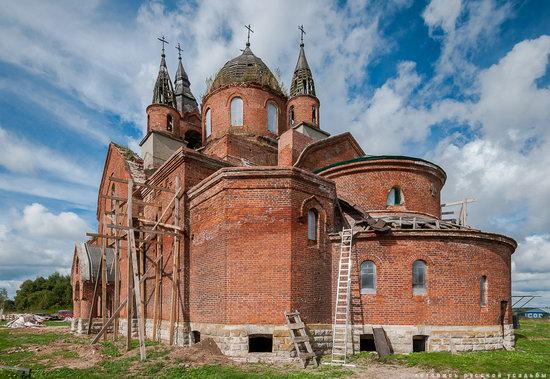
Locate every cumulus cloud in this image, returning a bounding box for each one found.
[423,0,462,34]
[0,203,89,297]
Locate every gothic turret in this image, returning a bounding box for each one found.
[174,50,199,115]
[152,52,176,107]
[288,28,321,129]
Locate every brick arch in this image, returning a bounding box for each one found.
[299,196,327,224]
[224,90,249,107]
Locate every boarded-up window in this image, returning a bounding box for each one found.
[412,260,427,295]
[205,109,212,137]
[360,261,376,294]
[267,102,277,133]
[230,97,243,126]
[308,208,318,241]
[480,276,487,306]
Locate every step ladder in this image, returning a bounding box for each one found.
[284,310,318,368]
[330,228,354,366]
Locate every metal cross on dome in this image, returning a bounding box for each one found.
[299,25,306,45]
[245,24,254,47]
[158,36,169,55]
[175,42,183,60]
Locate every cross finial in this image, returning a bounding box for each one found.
[158,36,169,56]
[298,25,306,47]
[245,24,254,47]
[176,42,183,60]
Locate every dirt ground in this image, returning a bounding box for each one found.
[2,326,435,378]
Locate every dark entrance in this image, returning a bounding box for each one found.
[412,335,428,352]
[359,334,376,352]
[248,334,273,353]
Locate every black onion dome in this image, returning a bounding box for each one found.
[210,47,282,94]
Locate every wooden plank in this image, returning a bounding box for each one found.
[109,176,175,193]
[101,231,107,341]
[126,181,133,352]
[113,200,121,341]
[137,218,183,232]
[106,224,179,237]
[169,176,180,346]
[152,235,161,341]
[87,256,102,335]
[373,327,392,358]
[100,195,161,208]
[139,230,146,340]
[127,178,147,361]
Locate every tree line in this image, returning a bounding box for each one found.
[0,272,72,313]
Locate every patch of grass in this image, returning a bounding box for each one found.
[100,341,121,357]
[391,320,550,375]
[42,320,70,328]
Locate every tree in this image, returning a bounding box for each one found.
[13,273,72,312]
[0,288,8,311]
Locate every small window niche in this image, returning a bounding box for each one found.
[480,276,487,307]
[192,330,201,344]
[308,208,318,242]
[167,114,173,131]
[248,334,273,353]
[387,187,404,206]
[412,335,428,352]
[412,260,427,295]
[360,334,376,352]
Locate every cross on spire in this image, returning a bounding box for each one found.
[245,24,254,47]
[176,42,183,60]
[299,25,306,46]
[158,36,169,56]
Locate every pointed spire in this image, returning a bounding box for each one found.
[290,26,316,98]
[152,37,176,107]
[173,42,198,114]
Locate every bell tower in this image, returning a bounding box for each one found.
[287,26,320,129]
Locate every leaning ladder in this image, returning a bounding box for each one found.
[284,310,318,368]
[330,228,354,365]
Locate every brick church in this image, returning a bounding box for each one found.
[70,30,516,361]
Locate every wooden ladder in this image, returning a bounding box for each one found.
[284,310,318,368]
[330,228,354,365]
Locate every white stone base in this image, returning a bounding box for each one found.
[72,318,514,359]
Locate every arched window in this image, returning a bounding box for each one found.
[302,79,308,94]
[230,97,243,126]
[167,114,173,131]
[205,109,212,138]
[267,102,278,133]
[387,187,404,205]
[360,261,376,294]
[312,106,317,125]
[289,106,295,126]
[412,260,427,295]
[308,208,318,241]
[480,276,487,306]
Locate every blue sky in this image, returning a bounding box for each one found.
[0,0,549,307]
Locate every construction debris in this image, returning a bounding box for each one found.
[5,314,47,328]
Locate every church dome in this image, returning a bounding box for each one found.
[210,47,283,95]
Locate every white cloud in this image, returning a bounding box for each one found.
[0,203,88,298]
[423,0,462,34]
[15,203,89,240]
[0,127,98,186]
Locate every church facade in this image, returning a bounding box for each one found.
[70,34,516,360]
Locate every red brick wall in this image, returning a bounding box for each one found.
[278,128,314,167]
[287,95,320,128]
[147,104,182,138]
[294,133,364,172]
[320,159,446,218]
[202,85,287,141]
[188,167,336,324]
[204,133,278,166]
[334,231,515,326]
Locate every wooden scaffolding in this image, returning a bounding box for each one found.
[85,175,183,360]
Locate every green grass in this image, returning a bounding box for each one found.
[391,320,550,375]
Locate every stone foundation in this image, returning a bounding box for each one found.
[72,318,514,359]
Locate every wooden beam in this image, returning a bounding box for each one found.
[137,218,183,232]
[127,179,147,361]
[106,224,180,237]
[100,195,161,208]
[109,176,176,194]
[87,257,102,335]
[101,232,107,341]
[126,182,133,352]
[169,176,180,346]
[152,234,161,342]
[113,201,121,341]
